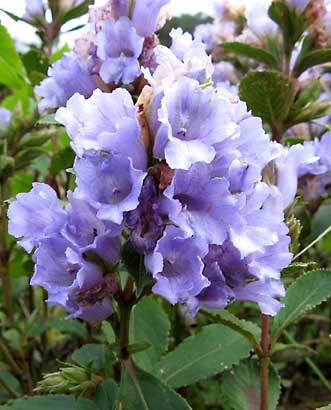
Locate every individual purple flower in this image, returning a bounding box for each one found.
[145,226,209,304]
[74,152,146,224]
[145,31,214,88]
[151,78,237,170]
[55,88,147,170]
[234,279,286,316]
[288,0,310,12]
[131,0,169,37]
[7,183,66,253]
[94,17,144,84]
[23,0,44,20]
[35,52,97,112]
[31,235,112,322]
[164,162,239,245]
[125,176,165,253]
[64,192,122,264]
[0,107,11,137]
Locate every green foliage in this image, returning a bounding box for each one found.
[0,395,97,410]
[204,309,261,353]
[94,379,118,410]
[50,146,75,176]
[117,366,191,410]
[240,71,296,133]
[271,270,331,344]
[72,344,109,371]
[293,49,331,77]
[59,0,94,25]
[130,297,170,372]
[222,360,281,410]
[221,42,278,68]
[155,324,251,388]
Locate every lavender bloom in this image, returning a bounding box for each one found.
[7,183,65,253]
[152,78,236,170]
[245,0,278,36]
[146,31,214,88]
[35,53,97,113]
[125,176,164,253]
[145,226,209,304]
[64,192,121,264]
[23,0,44,20]
[131,0,169,37]
[95,17,144,84]
[288,0,310,12]
[164,162,238,246]
[31,235,112,322]
[0,107,11,137]
[55,89,147,170]
[74,152,146,224]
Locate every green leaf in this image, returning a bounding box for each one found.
[0,9,34,25]
[0,395,97,409]
[221,42,278,68]
[315,406,331,410]
[121,241,154,296]
[50,146,75,176]
[204,309,261,353]
[0,372,22,401]
[0,24,25,77]
[309,203,331,241]
[117,365,191,410]
[72,344,108,371]
[222,360,281,410]
[268,1,305,47]
[130,297,170,372]
[14,147,47,171]
[155,324,251,388]
[240,71,296,130]
[94,379,118,410]
[60,0,93,24]
[287,101,331,126]
[271,270,331,344]
[293,49,331,77]
[101,321,116,345]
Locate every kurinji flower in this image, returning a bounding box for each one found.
[245,0,278,36]
[31,235,113,322]
[164,162,239,245]
[131,0,169,37]
[151,77,236,170]
[0,107,11,137]
[146,30,214,87]
[145,226,210,304]
[23,0,44,20]
[7,183,65,253]
[288,0,311,12]
[95,17,144,84]
[63,192,121,264]
[35,53,97,113]
[55,88,147,169]
[74,152,146,224]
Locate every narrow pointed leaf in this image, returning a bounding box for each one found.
[221,42,278,68]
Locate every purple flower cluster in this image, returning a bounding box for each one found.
[35,0,169,112]
[9,40,293,321]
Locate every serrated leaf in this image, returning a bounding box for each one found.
[271,270,331,344]
[0,395,97,410]
[222,360,281,410]
[293,49,331,77]
[130,297,170,372]
[204,309,261,353]
[240,71,296,130]
[221,42,278,67]
[117,365,191,410]
[155,324,251,388]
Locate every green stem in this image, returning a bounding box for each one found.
[260,315,270,410]
[119,303,133,360]
[0,342,21,375]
